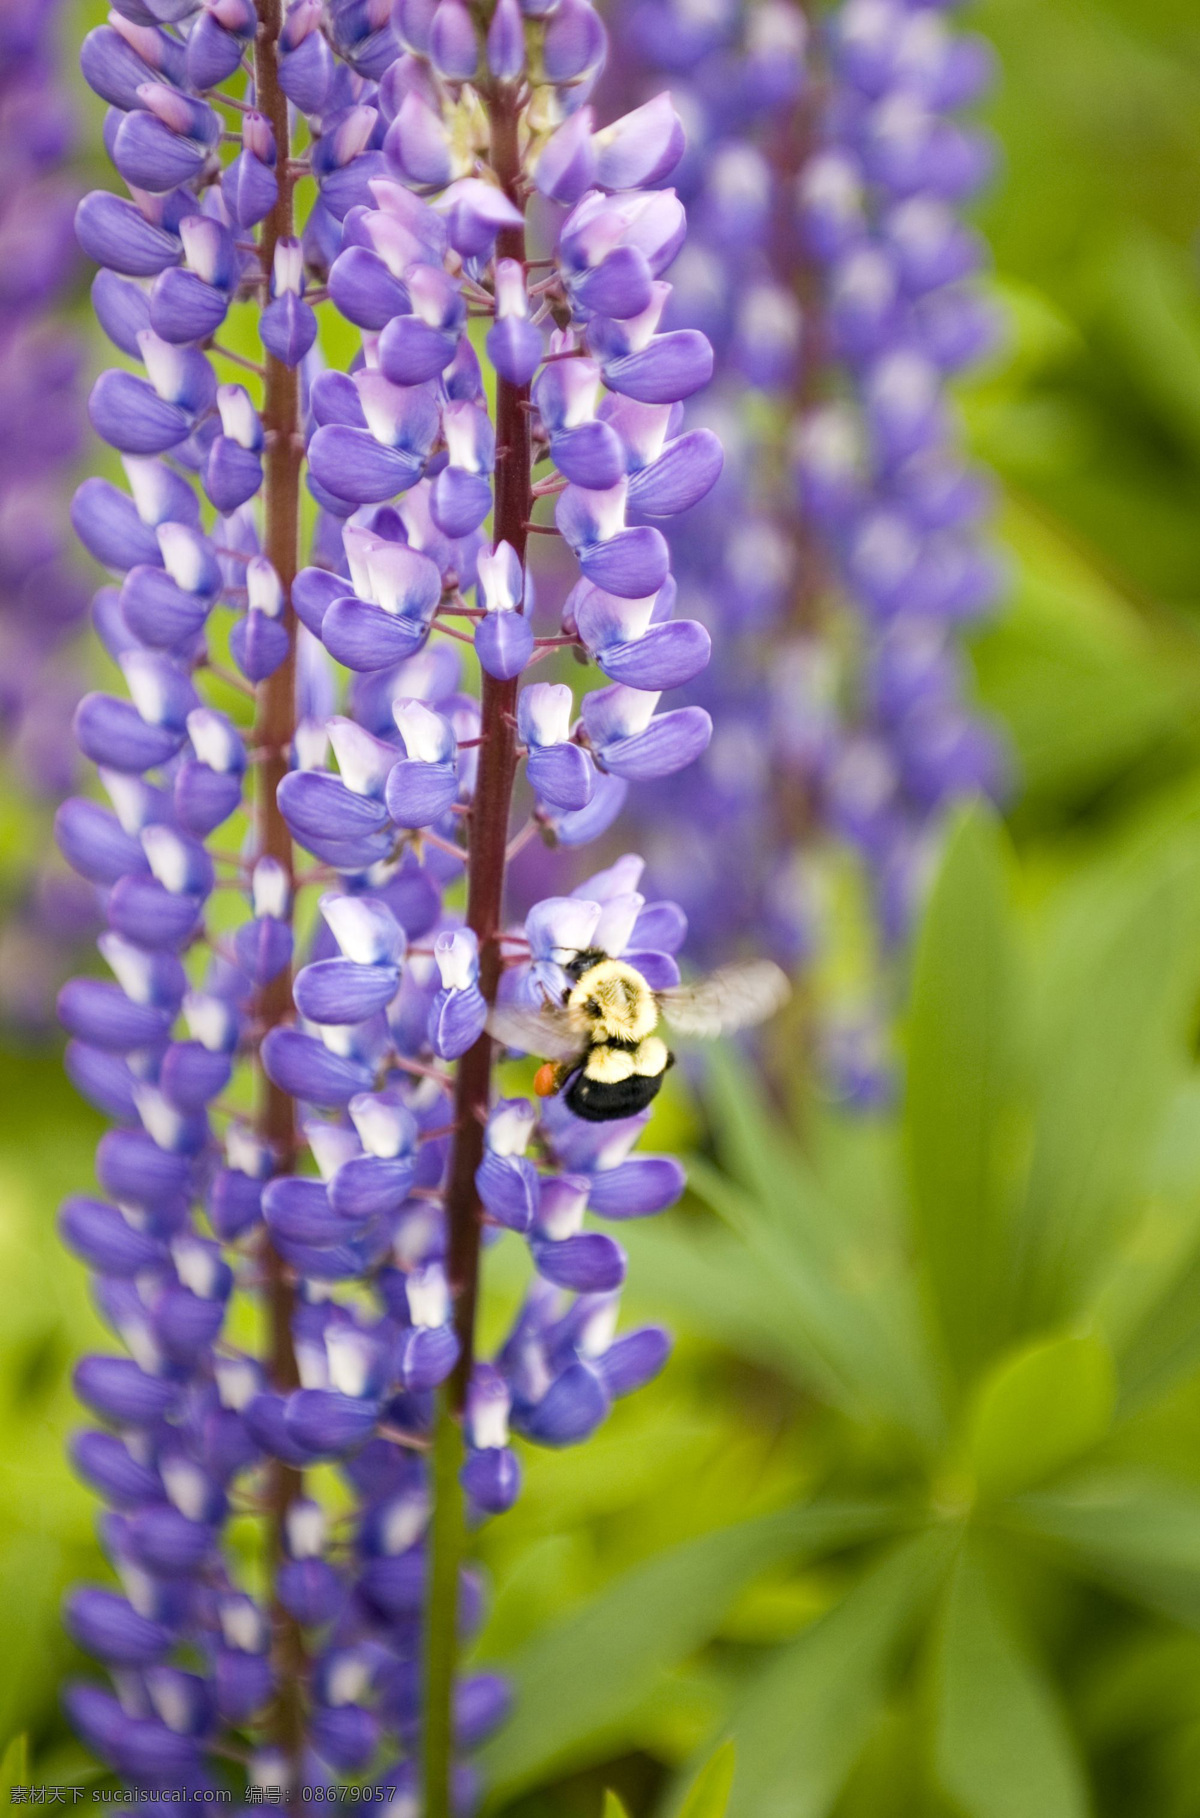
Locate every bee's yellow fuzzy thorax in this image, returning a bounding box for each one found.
[568,959,659,1045]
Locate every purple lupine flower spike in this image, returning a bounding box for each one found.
[804,0,1007,969]
[0,0,92,1026]
[58,0,738,1804]
[610,0,1005,1101]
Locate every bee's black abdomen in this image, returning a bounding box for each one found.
[565,1069,665,1123]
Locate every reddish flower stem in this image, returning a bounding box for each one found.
[252,0,306,1771]
[443,79,532,1417]
[424,74,533,1818]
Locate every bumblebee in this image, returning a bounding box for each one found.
[487,949,790,1123]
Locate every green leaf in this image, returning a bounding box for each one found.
[620,1212,853,1411]
[478,1501,896,1799]
[687,1054,945,1450]
[699,1050,858,1299]
[933,1545,1090,1818]
[1091,232,1200,467]
[1012,1474,1200,1629]
[967,1332,1115,1499]
[694,1530,953,1818]
[602,1794,631,1818]
[678,1742,736,1818]
[1116,1235,1200,1414]
[904,803,1020,1383]
[683,1156,939,1439]
[1013,848,1200,1329]
[1105,1070,1200,1410]
[970,500,1191,810]
[0,1737,28,1807]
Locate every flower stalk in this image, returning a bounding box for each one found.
[444,82,532,1411]
[425,71,535,1818]
[251,0,305,1769]
[423,1394,466,1818]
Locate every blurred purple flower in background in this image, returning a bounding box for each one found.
[0,0,92,1026]
[605,0,1007,1103]
[804,0,1007,934]
[57,0,728,1805]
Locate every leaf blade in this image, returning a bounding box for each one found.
[0,1737,28,1808]
[678,1742,736,1818]
[1012,1473,1200,1628]
[934,1545,1090,1818]
[967,1332,1116,1500]
[478,1501,897,1799]
[1014,851,1200,1329]
[698,1529,954,1818]
[688,1056,946,1448]
[904,804,1020,1382]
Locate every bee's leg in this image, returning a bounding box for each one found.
[534,1059,574,1098]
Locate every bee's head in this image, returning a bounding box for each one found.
[564,946,610,983]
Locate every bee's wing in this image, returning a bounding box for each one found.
[657,960,791,1039]
[486,1000,587,1064]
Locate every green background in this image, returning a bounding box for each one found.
[8,0,1200,1812]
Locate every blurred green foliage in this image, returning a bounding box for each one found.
[471,802,1200,1815]
[9,0,1200,1813]
[963,0,1200,848]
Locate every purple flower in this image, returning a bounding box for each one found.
[0,0,90,1026]
[607,0,1006,1092]
[58,0,733,1802]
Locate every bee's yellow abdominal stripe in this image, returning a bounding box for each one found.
[584,1045,636,1084]
[634,1035,669,1077]
[584,1036,670,1084]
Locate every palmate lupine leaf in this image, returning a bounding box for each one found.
[476,808,1200,1812]
[582,808,1200,1814]
[903,804,1022,1388]
[681,1530,955,1818]
[1010,846,1200,1332]
[966,1331,1117,1501]
[933,1544,1090,1818]
[477,1501,898,1800]
[1009,1474,1200,1630]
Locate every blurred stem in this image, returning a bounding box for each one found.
[253,0,306,1771]
[765,18,832,1123]
[423,1392,466,1818]
[428,73,532,1818]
